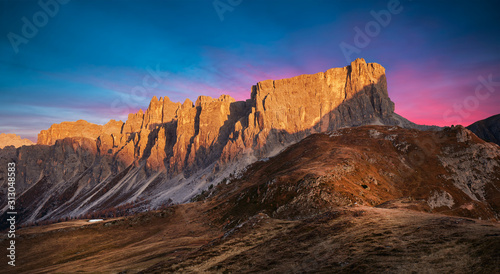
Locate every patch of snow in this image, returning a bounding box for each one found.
[88,219,103,223]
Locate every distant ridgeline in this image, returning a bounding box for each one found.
[0,133,33,149]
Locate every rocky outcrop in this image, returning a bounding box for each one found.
[1,59,428,225]
[35,59,402,173]
[231,58,396,157]
[37,119,122,146]
[0,133,33,148]
[467,114,500,146]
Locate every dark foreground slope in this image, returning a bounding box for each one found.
[1,125,499,273]
[2,204,498,273]
[145,206,499,273]
[467,114,500,146]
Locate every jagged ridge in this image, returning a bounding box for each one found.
[37,59,405,173]
[0,133,33,148]
[2,59,425,224]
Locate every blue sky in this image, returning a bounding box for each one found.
[1,0,499,141]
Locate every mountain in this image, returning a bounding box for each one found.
[1,58,432,226]
[2,125,499,273]
[0,133,33,148]
[206,125,500,222]
[467,114,500,146]
[2,59,500,272]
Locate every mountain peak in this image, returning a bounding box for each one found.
[0,133,34,148]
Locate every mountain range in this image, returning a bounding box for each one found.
[1,59,499,272]
[0,58,434,225]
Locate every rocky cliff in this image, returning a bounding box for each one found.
[1,59,426,225]
[467,114,500,146]
[0,133,33,148]
[36,59,409,173]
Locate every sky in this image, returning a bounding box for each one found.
[0,0,499,142]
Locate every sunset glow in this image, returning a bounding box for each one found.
[1,0,499,141]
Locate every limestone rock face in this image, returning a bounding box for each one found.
[37,120,120,146]
[35,59,398,173]
[1,59,426,225]
[236,58,395,157]
[0,133,33,148]
[252,59,392,133]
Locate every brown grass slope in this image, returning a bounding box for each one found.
[144,207,500,273]
[2,125,500,273]
[206,125,500,224]
[0,203,220,273]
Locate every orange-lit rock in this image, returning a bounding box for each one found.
[34,59,408,174]
[0,133,33,148]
